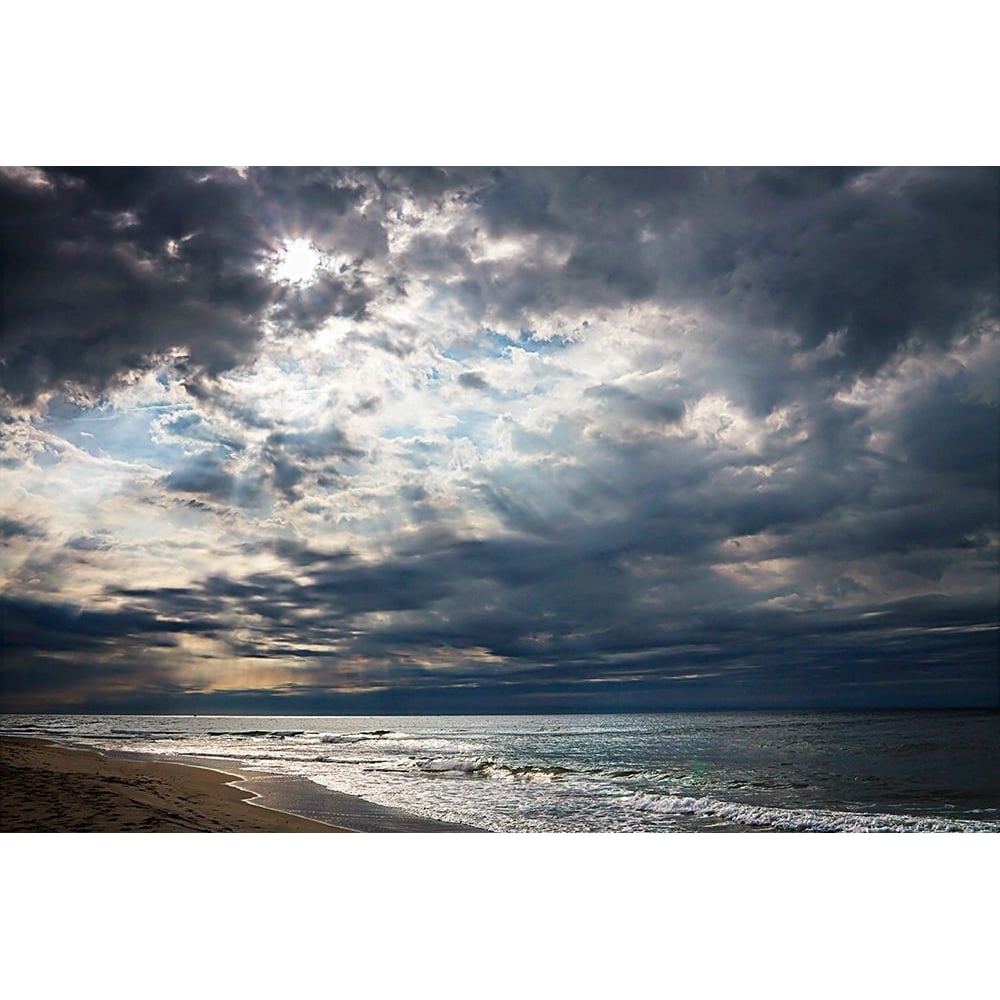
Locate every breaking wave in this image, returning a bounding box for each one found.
[417,757,577,782]
[626,792,998,832]
[318,730,409,744]
[206,730,305,739]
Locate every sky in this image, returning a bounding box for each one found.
[1,166,997,713]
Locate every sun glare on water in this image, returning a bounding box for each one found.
[270,237,323,286]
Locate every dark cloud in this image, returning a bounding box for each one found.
[161,451,237,499]
[12,527,988,711]
[0,594,215,654]
[440,166,999,377]
[266,424,363,461]
[583,383,686,425]
[898,386,999,488]
[259,424,365,502]
[457,371,490,391]
[1,168,266,402]
[711,167,998,371]
[0,166,393,406]
[65,534,113,552]
[271,269,375,331]
[0,516,46,540]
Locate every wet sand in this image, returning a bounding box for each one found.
[0,736,481,832]
[0,736,344,832]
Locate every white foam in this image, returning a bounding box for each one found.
[418,757,491,774]
[627,792,994,832]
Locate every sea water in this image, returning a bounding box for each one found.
[3,711,998,832]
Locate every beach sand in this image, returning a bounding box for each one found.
[0,736,345,832]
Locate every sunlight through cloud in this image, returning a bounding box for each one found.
[269,237,324,286]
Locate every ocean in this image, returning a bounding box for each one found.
[3,710,998,832]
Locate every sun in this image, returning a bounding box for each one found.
[269,237,323,286]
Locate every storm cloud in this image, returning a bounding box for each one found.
[1,166,997,712]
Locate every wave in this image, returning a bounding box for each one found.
[173,749,368,766]
[317,731,409,744]
[626,792,999,832]
[418,756,491,774]
[416,757,577,783]
[206,730,305,739]
[110,729,188,740]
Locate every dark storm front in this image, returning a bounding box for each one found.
[3,711,998,832]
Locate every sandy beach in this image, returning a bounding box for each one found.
[0,736,345,832]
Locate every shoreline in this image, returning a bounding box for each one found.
[0,736,480,833]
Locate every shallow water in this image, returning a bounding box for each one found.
[3,710,998,832]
